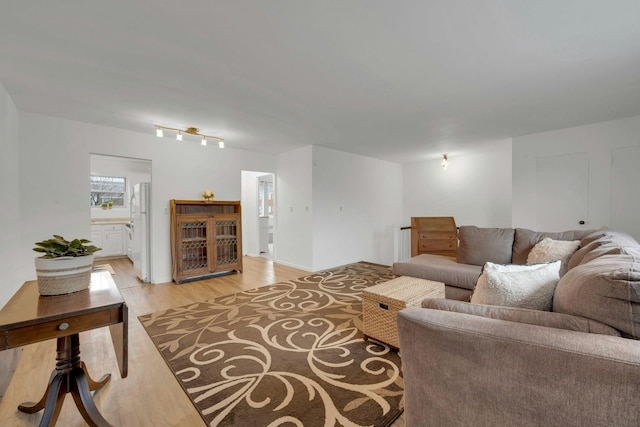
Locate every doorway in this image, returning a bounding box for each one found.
[257,174,274,259]
[89,154,152,279]
[241,171,275,260]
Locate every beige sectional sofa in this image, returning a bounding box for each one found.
[393,226,595,300]
[396,228,640,426]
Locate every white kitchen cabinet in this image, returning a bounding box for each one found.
[103,225,123,257]
[92,223,126,257]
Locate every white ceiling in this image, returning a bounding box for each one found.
[2,1,640,163]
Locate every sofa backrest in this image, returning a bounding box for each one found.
[456,226,596,267]
[511,228,595,265]
[553,230,640,339]
[568,230,640,269]
[456,226,514,266]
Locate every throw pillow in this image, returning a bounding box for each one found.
[527,237,580,276]
[471,261,561,311]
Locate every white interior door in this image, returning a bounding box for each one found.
[611,146,640,241]
[535,152,589,231]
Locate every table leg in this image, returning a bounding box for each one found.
[35,375,65,427]
[80,361,111,391]
[17,371,57,413]
[70,366,112,427]
[17,334,113,427]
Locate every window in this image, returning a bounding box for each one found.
[90,175,127,207]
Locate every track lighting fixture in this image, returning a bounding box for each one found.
[155,125,224,148]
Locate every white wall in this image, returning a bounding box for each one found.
[403,139,513,228]
[311,146,403,270]
[512,115,640,235]
[0,82,21,308]
[275,146,313,270]
[18,112,277,284]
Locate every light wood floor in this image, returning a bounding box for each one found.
[0,257,405,426]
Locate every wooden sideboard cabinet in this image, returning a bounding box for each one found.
[170,200,243,284]
[411,217,458,257]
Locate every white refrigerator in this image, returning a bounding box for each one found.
[131,182,151,282]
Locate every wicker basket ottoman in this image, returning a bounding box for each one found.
[362,276,445,349]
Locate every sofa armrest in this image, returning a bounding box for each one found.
[397,307,640,427]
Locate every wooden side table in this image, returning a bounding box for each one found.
[0,271,128,427]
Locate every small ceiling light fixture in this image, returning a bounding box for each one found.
[441,154,449,170]
[155,125,224,148]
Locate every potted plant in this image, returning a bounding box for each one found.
[33,235,102,296]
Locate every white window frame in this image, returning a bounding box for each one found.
[90,175,128,209]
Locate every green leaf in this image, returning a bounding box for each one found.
[33,234,101,257]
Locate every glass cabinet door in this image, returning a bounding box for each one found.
[212,214,242,271]
[176,216,211,277]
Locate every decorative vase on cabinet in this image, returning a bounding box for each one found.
[170,200,243,284]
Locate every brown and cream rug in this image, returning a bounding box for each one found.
[139,262,404,426]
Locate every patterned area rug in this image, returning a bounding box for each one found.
[139,262,404,426]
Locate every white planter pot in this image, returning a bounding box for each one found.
[34,255,94,296]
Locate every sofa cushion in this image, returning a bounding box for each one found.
[568,230,640,269]
[512,228,594,265]
[554,255,640,339]
[392,254,482,291]
[456,226,514,266]
[471,261,561,311]
[527,237,580,277]
[422,298,621,336]
[577,230,608,246]
[579,243,626,265]
[579,229,639,247]
[568,239,606,270]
